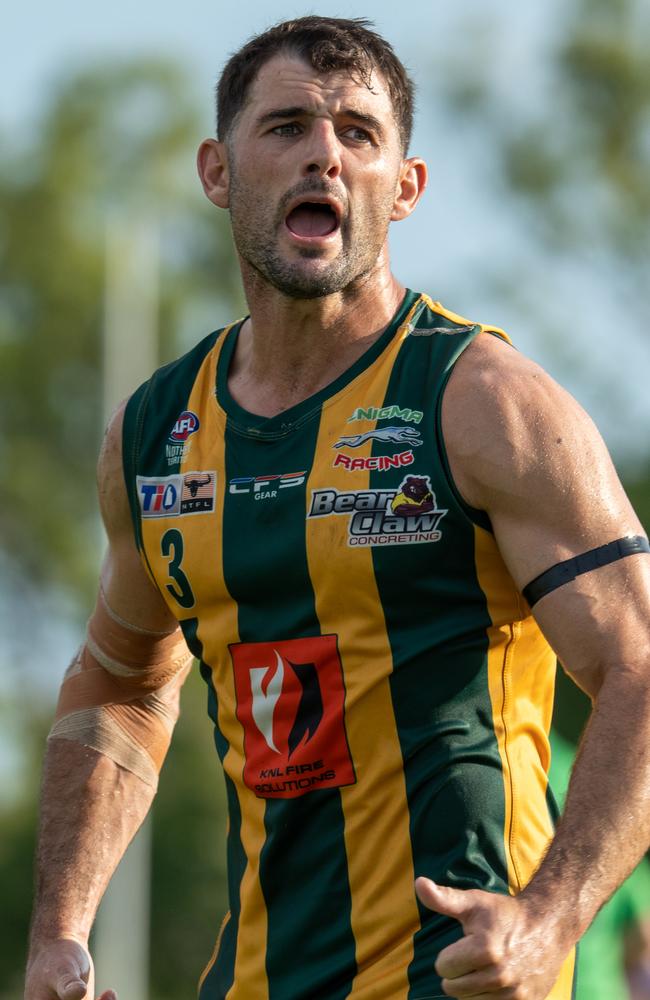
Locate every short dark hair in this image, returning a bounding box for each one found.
[216,16,415,152]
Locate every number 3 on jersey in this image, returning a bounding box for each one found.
[161,528,195,609]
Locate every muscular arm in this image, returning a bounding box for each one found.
[416,334,650,999]
[26,403,185,1000]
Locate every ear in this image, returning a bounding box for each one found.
[391,157,427,222]
[197,138,230,209]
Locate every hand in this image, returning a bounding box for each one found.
[24,938,116,1000]
[415,877,569,999]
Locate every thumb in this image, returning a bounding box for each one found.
[57,977,88,1000]
[415,877,476,922]
[55,948,91,1000]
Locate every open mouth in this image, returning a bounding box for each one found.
[285,202,339,238]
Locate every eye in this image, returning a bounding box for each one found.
[342,126,373,143]
[271,122,302,137]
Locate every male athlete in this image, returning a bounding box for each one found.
[25,16,650,1000]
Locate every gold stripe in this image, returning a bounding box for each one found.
[198,910,231,995]
[305,305,422,997]
[420,293,512,345]
[474,524,575,998]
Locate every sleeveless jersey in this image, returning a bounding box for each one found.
[122,290,576,1000]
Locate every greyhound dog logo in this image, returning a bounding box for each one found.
[334,426,422,449]
[250,650,324,756]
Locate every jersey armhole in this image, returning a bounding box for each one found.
[433,328,513,533]
[122,378,155,553]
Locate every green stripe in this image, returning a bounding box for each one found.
[180,621,244,1000]
[368,315,509,997]
[199,775,246,1000]
[221,416,357,1000]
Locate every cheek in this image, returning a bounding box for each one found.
[350,158,402,206]
[352,180,400,224]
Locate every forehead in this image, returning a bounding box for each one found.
[242,53,395,123]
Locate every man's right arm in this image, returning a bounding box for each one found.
[25,401,191,1000]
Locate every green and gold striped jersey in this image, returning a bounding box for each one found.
[123,290,576,1000]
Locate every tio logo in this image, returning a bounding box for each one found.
[169,410,200,442]
[137,476,181,517]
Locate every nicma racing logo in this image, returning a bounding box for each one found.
[308,475,447,547]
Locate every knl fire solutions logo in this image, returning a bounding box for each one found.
[231,635,355,798]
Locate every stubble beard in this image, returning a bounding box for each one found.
[228,167,393,300]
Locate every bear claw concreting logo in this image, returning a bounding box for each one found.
[308,474,447,547]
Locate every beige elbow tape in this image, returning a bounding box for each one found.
[48,590,194,787]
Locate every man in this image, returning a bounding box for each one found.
[25,16,650,1000]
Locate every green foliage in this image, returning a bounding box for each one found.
[1,55,239,998]
[0,712,46,1000]
[442,0,650,274]
[0,57,241,600]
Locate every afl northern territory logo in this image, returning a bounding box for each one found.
[169,410,200,442]
[231,635,355,798]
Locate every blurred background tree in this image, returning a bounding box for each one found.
[3,0,650,995]
[432,0,650,744]
[0,56,240,999]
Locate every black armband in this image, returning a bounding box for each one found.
[522,535,650,607]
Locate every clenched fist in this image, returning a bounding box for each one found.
[416,877,573,999]
[24,938,116,1000]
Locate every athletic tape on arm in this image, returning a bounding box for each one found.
[522,535,650,608]
[48,589,194,787]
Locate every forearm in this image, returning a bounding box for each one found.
[522,665,650,939]
[30,737,154,949]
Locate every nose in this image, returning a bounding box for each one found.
[302,119,342,180]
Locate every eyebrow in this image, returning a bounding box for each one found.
[255,105,386,138]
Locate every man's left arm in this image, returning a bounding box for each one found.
[416,332,650,999]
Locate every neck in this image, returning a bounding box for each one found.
[229,255,406,418]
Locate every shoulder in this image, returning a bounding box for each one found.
[441,331,641,587]
[442,332,606,508]
[97,398,131,542]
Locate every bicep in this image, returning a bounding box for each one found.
[490,396,649,695]
[443,336,650,697]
